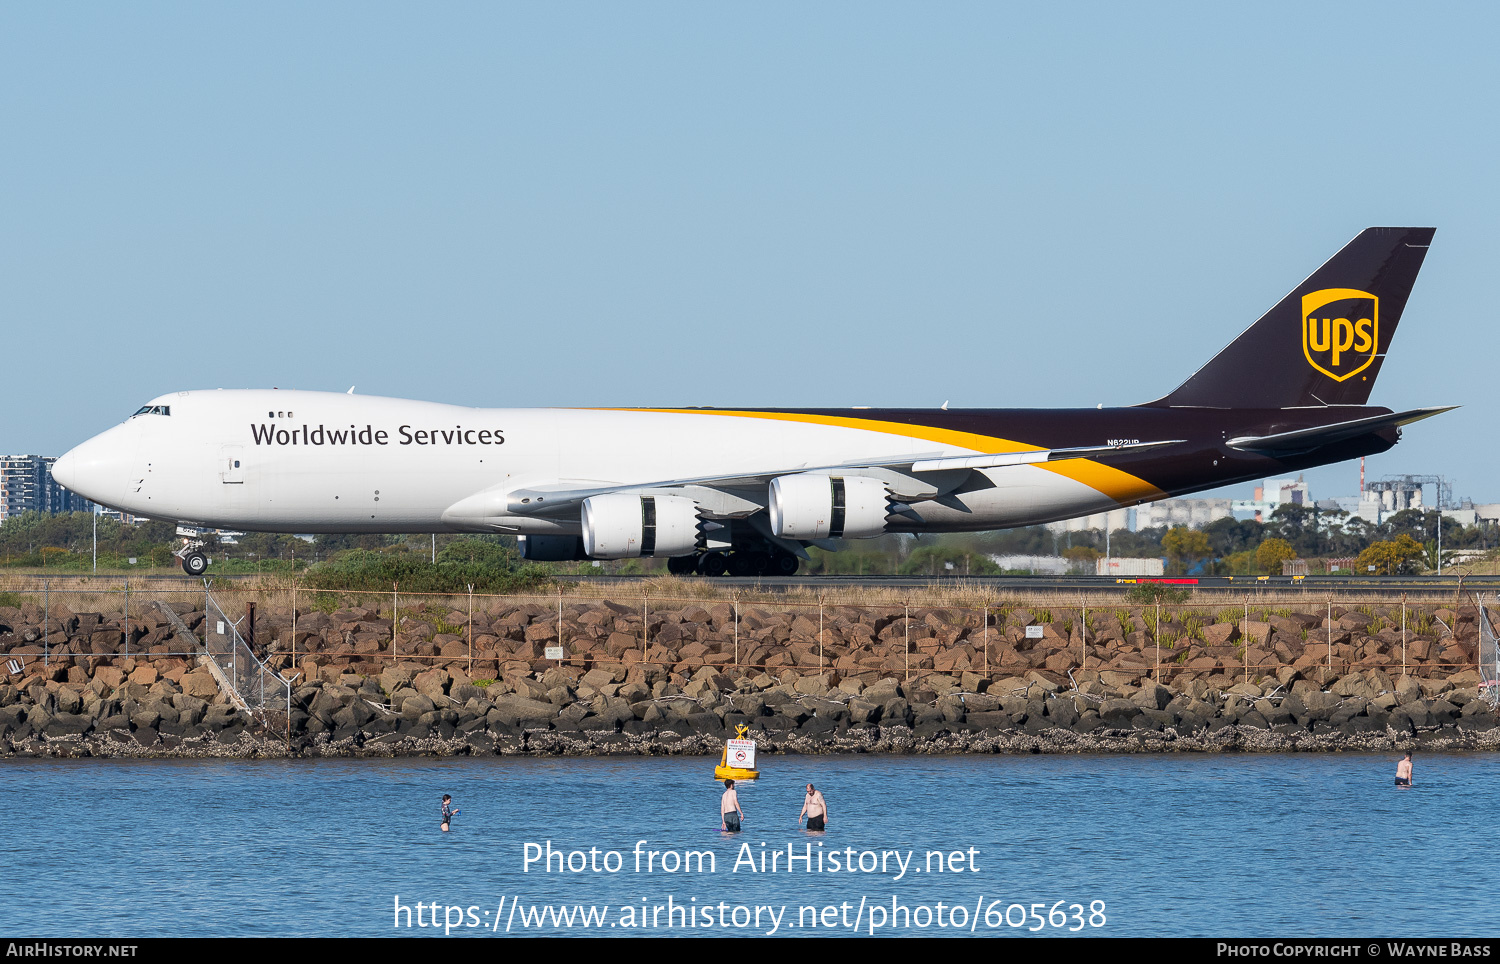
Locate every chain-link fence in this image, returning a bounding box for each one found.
[0,578,1485,693]
[1478,594,1499,708]
[201,588,290,730]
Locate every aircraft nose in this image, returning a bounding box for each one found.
[50,449,78,491]
[51,433,119,505]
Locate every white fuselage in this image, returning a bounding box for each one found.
[52,389,1132,535]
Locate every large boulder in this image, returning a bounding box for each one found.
[180,671,220,700]
[1133,681,1172,711]
[489,695,559,725]
[1099,699,1139,725]
[413,668,451,700]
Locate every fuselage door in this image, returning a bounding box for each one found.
[221,445,245,484]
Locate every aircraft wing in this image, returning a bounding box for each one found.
[907,439,1182,472]
[1226,407,1456,457]
[498,439,1184,520]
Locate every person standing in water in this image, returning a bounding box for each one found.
[1396,751,1414,787]
[721,780,744,832]
[441,794,458,831]
[799,783,828,831]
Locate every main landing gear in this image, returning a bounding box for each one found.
[666,545,800,577]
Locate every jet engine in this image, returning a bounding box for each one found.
[768,474,892,540]
[581,492,704,559]
[517,535,589,561]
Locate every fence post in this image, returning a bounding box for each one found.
[123,576,129,658]
[291,583,298,672]
[732,593,740,669]
[983,600,990,677]
[1080,594,1087,675]
[43,578,49,669]
[1402,594,1408,678]
[1155,598,1161,682]
[1245,595,1251,683]
[818,592,825,678]
[392,582,398,648]
[1327,597,1333,677]
[468,584,475,676]
[904,601,910,683]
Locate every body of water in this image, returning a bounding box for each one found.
[0,751,1482,937]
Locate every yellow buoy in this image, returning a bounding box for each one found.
[714,723,759,780]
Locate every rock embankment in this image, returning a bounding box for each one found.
[1,597,1496,757]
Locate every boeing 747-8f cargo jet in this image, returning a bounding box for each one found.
[52,227,1451,576]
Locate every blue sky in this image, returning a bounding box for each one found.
[3,3,1496,506]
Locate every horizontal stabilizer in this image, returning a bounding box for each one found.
[1226,406,1456,456]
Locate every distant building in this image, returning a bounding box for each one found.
[989,554,1072,575]
[1473,504,1500,525]
[1321,477,1484,527]
[96,507,149,525]
[1230,477,1312,523]
[0,455,95,522]
[1034,472,1500,538]
[1261,478,1312,506]
[1440,508,1478,527]
[1045,507,1132,535]
[1320,476,1424,525]
[1134,498,1234,530]
[1318,496,1369,522]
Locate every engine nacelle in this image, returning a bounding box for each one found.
[581,493,702,559]
[517,534,589,561]
[768,474,891,540]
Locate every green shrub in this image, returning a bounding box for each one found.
[301,540,552,595]
[1123,583,1191,605]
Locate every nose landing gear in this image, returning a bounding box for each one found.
[175,538,209,576]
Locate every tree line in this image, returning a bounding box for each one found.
[0,502,1490,578]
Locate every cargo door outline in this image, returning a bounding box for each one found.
[221,445,245,484]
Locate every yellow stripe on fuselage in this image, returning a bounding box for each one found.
[586,408,1167,505]
[1038,459,1167,505]
[589,407,1042,453]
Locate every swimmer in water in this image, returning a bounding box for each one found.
[441,794,458,831]
[799,783,828,831]
[1395,751,1413,787]
[721,779,743,832]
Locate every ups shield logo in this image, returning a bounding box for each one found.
[1302,288,1378,382]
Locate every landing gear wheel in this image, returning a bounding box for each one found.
[728,553,755,577]
[667,555,697,576]
[747,551,771,576]
[771,552,800,576]
[181,552,208,577]
[702,553,730,577]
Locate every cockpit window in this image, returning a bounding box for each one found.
[131,405,171,417]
